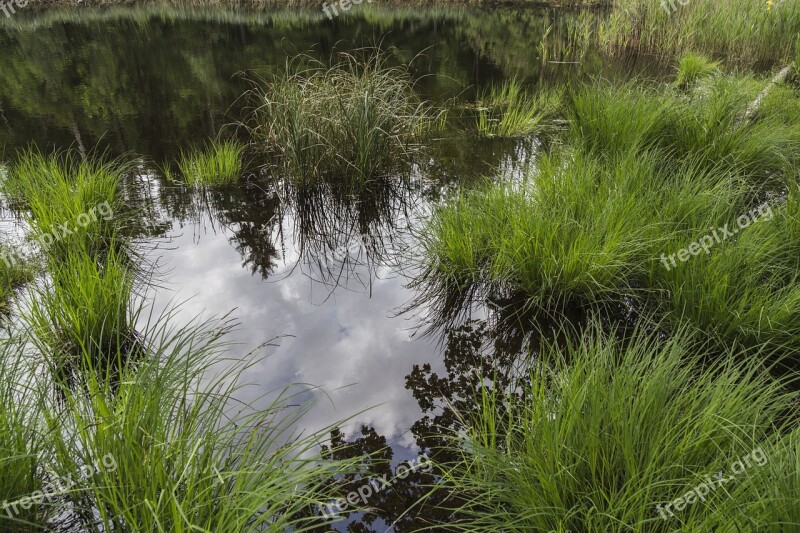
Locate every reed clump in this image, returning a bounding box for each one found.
[674,52,721,89]
[599,0,800,67]
[24,243,139,372]
[245,50,441,184]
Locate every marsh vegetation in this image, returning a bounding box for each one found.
[0,3,799,532]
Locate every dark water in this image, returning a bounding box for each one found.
[0,6,663,530]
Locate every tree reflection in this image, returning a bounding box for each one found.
[304,310,537,532]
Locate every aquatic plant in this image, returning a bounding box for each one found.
[0,143,362,531]
[177,139,246,187]
[437,321,799,531]
[415,75,800,356]
[599,0,800,67]
[568,78,800,185]
[411,147,746,327]
[475,79,559,138]
[1,149,127,260]
[0,334,46,531]
[0,302,359,531]
[651,182,800,356]
[674,52,721,88]
[245,49,441,184]
[40,309,357,532]
[24,243,138,372]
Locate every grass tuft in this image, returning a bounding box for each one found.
[177,139,246,187]
[1,149,126,261]
[675,52,721,88]
[41,309,358,532]
[438,321,799,531]
[245,49,441,184]
[24,242,138,375]
[475,79,559,138]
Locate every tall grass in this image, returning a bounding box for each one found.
[651,182,800,356]
[40,309,357,532]
[568,78,800,184]
[414,75,800,355]
[714,424,800,529]
[438,321,799,531]
[475,80,559,138]
[1,150,127,260]
[0,333,46,532]
[411,148,747,326]
[598,0,800,67]
[24,243,139,374]
[177,140,246,187]
[245,50,441,184]
[0,148,361,531]
[0,307,360,532]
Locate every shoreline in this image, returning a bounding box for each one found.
[7,0,612,11]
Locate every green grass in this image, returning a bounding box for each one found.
[414,75,800,355]
[795,34,800,70]
[0,148,362,532]
[177,140,246,187]
[0,334,46,532]
[437,321,799,531]
[1,149,126,261]
[245,49,441,185]
[568,77,800,184]
[714,424,800,528]
[475,79,559,138]
[651,183,800,355]
[599,0,800,67]
[674,52,721,88]
[24,243,138,373]
[411,147,748,326]
[0,243,35,314]
[38,309,357,532]
[0,305,360,532]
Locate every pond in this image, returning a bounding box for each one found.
[0,6,667,530]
